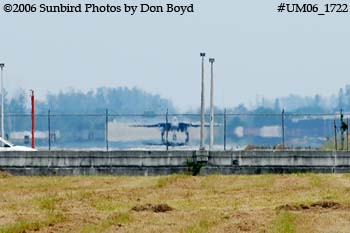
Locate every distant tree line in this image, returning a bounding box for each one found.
[4,85,350,144]
[8,85,350,115]
[184,85,350,146]
[5,87,175,141]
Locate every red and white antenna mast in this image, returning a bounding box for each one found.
[30,90,35,149]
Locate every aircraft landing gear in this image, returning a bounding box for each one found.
[161,131,165,143]
[185,131,189,144]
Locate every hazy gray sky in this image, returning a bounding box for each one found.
[0,0,349,111]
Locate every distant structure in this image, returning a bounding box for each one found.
[9,130,59,144]
[209,58,215,150]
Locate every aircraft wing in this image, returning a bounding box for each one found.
[188,123,210,127]
[188,123,221,127]
[131,123,171,130]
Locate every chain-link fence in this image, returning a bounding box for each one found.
[3,111,350,150]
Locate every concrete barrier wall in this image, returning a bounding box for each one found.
[0,150,350,175]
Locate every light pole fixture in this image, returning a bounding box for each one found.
[200,53,206,150]
[209,58,215,150]
[0,63,4,143]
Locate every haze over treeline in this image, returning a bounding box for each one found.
[5,85,350,114]
[7,87,175,114]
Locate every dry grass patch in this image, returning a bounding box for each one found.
[156,174,190,188]
[0,211,64,233]
[1,174,350,232]
[80,211,130,233]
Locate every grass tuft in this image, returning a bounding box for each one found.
[0,220,42,233]
[36,194,60,211]
[0,211,64,233]
[80,211,130,233]
[185,219,210,233]
[156,174,189,188]
[271,211,296,233]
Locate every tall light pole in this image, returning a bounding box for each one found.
[0,63,4,143]
[209,58,215,150]
[200,53,206,150]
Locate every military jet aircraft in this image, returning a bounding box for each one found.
[132,116,208,146]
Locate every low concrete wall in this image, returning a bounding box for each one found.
[0,150,350,175]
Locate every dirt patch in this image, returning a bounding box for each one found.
[277,201,343,211]
[131,204,174,213]
[236,221,259,232]
[225,211,270,233]
[310,201,341,208]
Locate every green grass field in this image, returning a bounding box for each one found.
[1,173,350,233]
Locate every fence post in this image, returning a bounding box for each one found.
[105,109,109,151]
[224,108,227,151]
[166,109,168,151]
[334,119,337,151]
[347,118,349,151]
[282,109,285,150]
[341,109,345,150]
[48,109,51,151]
